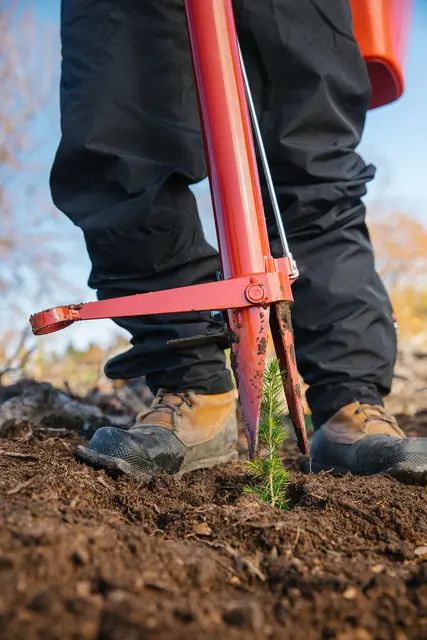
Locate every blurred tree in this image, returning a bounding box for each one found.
[369,211,427,337]
[370,212,427,289]
[0,1,71,368]
[27,336,130,393]
[0,1,59,298]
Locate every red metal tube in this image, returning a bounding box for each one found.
[184,0,275,457]
[184,0,271,278]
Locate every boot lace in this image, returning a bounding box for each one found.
[136,391,193,424]
[354,404,402,430]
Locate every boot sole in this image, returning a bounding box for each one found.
[308,460,427,486]
[76,444,238,481]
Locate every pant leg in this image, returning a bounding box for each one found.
[51,0,233,394]
[238,0,397,427]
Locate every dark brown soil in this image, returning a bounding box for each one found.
[1,414,427,640]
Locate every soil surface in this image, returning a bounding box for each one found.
[1,413,427,640]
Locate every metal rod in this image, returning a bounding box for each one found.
[238,44,298,276]
[184,0,272,279]
[184,0,277,458]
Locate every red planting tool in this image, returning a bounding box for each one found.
[30,0,311,458]
[29,0,412,457]
[31,0,412,457]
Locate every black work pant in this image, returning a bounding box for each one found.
[51,0,397,428]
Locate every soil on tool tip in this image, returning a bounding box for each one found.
[1,414,427,639]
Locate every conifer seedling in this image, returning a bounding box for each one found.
[244,359,290,510]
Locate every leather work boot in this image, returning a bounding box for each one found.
[310,403,427,484]
[76,390,238,480]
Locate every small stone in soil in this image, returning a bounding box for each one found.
[222,602,263,631]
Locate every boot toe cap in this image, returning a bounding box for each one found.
[77,426,185,478]
[310,431,427,484]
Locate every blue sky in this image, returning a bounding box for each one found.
[20,0,427,349]
[359,0,427,217]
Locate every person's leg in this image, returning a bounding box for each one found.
[51,0,237,479]
[239,0,427,483]
[51,0,232,396]
[238,0,396,427]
